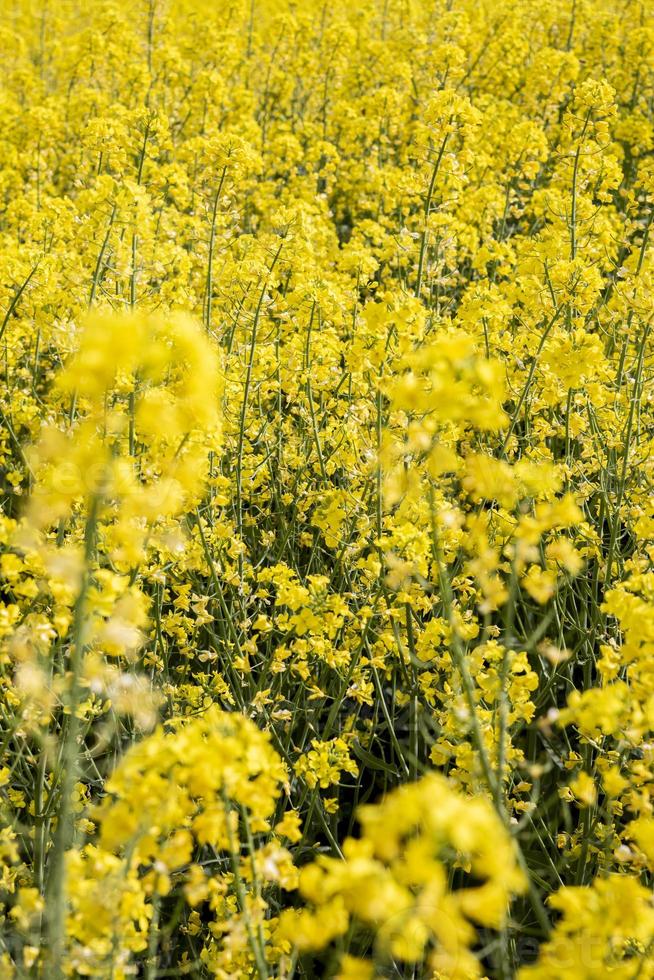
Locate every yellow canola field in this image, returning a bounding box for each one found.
[1,1,654,977]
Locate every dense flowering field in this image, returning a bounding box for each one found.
[1,0,654,976]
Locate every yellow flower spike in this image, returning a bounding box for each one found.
[336,954,375,980]
[519,875,654,979]
[287,773,525,970]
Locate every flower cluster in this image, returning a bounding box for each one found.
[281,774,526,978]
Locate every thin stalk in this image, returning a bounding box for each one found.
[416,130,449,300]
[604,316,652,590]
[204,165,228,331]
[46,495,99,977]
[235,243,283,585]
[223,796,268,980]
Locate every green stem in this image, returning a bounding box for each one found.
[46,496,99,976]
